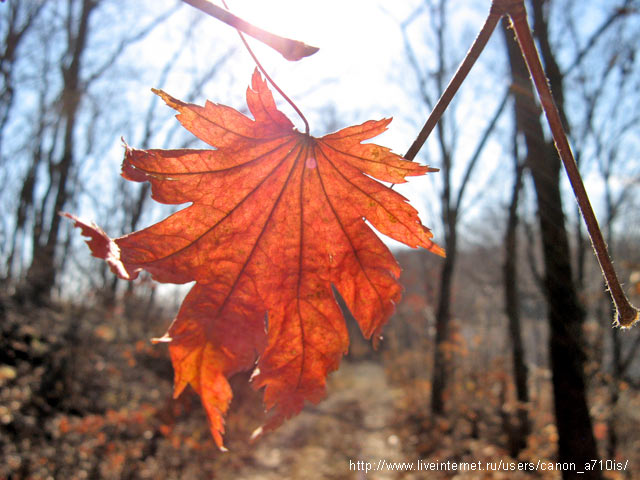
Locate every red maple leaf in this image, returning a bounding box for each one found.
[64,69,443,449]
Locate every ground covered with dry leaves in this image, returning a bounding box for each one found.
[1,295,639,479]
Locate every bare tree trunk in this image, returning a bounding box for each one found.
[400,0,459,416]
[502,98,529,457]
[1,2,49,280]
[504,9,600,478]
[9,151,40,279]
[23,0,98,303]
[431,213,456,415]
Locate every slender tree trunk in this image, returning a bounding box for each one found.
[503,109,529,456]
[425,0,457,417]
[431,217,456,415]
[23,0,97,302]
[2,3,48,280]
[8,146,40,279]
[425,0,508,417]
[504,13,600,478]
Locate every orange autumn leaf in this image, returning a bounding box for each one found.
[63,69,443,449]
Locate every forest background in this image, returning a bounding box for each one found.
[1,0,640,478]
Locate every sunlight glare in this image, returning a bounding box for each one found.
[227,0,324,47]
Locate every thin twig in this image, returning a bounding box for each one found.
[506,0,639,327]
[564,0,634,75]
[181,0,318,61]
[454,87,510,210]
[403,6,502,161]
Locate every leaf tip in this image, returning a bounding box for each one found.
[152,88,185,111]
[250,67,266,90]
[61,212,136,280]
[428,241,446,258]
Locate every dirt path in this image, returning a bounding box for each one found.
[234,360,413,479]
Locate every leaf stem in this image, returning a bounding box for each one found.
[505,0,638,327]
[218,0,310,135]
